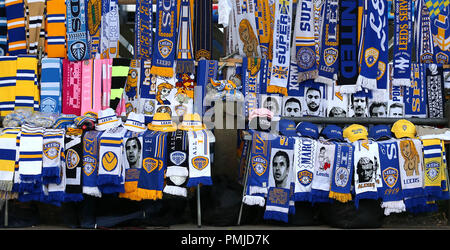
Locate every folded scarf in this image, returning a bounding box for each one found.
[187,129,212,187]
[98,126,126,194]
[316,0,339,85]
[194,0,212,60]
[64,128,84,202]
[175,0,195,73]
[138,59,155,123]
[164,130,189,197]
[328,141,354,202]
[242,130,271,207]
[119,130,144,200]
[0,0,7,56]
[254,0,271,59]
[425,63,445,118]
[134,0,152,60]
[338,0,359,93]
[86,0,101,58]
[293,136,317,201]
[404,63,428,118]
[0,128,20,192]
[100,0,119,59]
[45,0,67,58]
[267,0,293,96]
[392,0,412,86]
[292,0,317,82]
[137,130,167,200]
[0,56,17,117]
[15,55,38,113]
[378,139,405,215]
[82,130,102,197]
[62,59,82,115]
[311,139,335,203]
[422,138,444,200]
[150,0,177,77]
[5,0,26,55]
[66,0,89,61]
[353,139,382,209]
[53,114,77,129]
[414,0,434,63]
[40,58,62,115]
[42,128,65,185]
[429,0,450,63]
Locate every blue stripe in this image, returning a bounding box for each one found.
[423,145,442,150]
[20,158,43,162]
[0,149,17,161]
[20,151,43,155]
[425,153,442,158]
[99,143,122,147]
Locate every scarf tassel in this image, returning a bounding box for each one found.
[298,70,318,83]
[0,181,13,192]
[392,78,411,87]
[83,186,103,198]
[425,186,443,200]
[242,195,265,207]
[150,66,174,78]
[356,75,377,90]
[64,193,84,202]
[186,177,212,187]
[338,84,361,94]
[19,181,42,193]
[328,190,352,203]
[310,189,332,204]
[100,185,125,194]
[166,166,189,177]
[315,76,336,86]
[20,174,42,183]
[381,200,406,215]
[118,181,139,200]
[18,193,42,202]
[354,192,378,209]
[119,192,143,201]
[293,192,311,202]
[42,167,61,185]
[266,85,288,96]
[248,186,268,196]
[136,188,163,200]
[163,185,188,197]
[263,210,289,223]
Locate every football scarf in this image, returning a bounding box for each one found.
[82,130,102,197]
[425,64,445,118]
[194,0,212,60]
[62,59,82,115]
[164,130,189,197]
[376,2,389,92]
[311,139,335,203]
[264,187,291,223]
[42,128,65,185]
[5,0,26,55]
[64,128,84,202]
[397,139,425,202]
[44,162,66,206]
[24,0,45,54]
[150,0,177,78]
[18,125,43,185]
[15,55,38,113]
[404,63,428,118]
[254,0,271,59]
[194,59,217,116]
[242,130,271,207]
[40,58,62,115]
[110,58,130,110]
[329,141,354,203]
[123,59,140,117]
[378,139,406,215]
[326,83,348,117]
[134,0,152,60]
[338,0,359,93]
[86,0,101,58]
[137,130,167,200]
[0,0,7,56]
[242,57,263,118]
[118,130,144,200]
[267,0,293,96]
[81,59,103,115]
[187,129,212,187]
[316,0,339,85]
[356,0,387,90]
[422,138,444,200]
[138,59,155,123]
[100,0,119,59]
[66,0,89,61]
[0,128,20,192]
[175,0,195,73]
[45,0,67,58]
[414,0,434,63]
[101,58,112,110]
[392,0,412,86]
[353,139,382,208]
[98,126,126,194]
[293,136,317,202]
[429,0,450,64]
[0,56,17,117]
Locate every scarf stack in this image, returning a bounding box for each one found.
[254,0,271,59]
[328,141,354,202]
[98,126,126,194]
[40,57,62,114]
[414,0,434,63]
[353,139,382,208]
[293,136,317,202]
[194,0,212,60]
[66,0,89,61]
[425,64,445,118]
[0,128,20,193]
[164,130,189,197]
[134,0,152,60]
[42,128,65,185]
[338,0,358,93]
[404,63,428,118]
[378,139,405,215]
[0,56,17,117]
[422,138,445,201]
[24,0,45,54]
[100,0,119,59]
[311,139,335,203]
[5,0,26,55]
[15,55,38,113]
[137,130,167,200]
[429,0,450,64]
[82,130,102,197]
[356,0,387,90]
[150,0,177,77]
[64,128,84,202]
[186,129,212,187]
[392,0,412,86]
[175,0,195,73]
[45,0,66,58]
[0,0,7,56]
[267,0,292,96]
[119,130,144,200]
[242,130,271,206]
[86,0,101,58]
[316,0,339,85]
[62,59,82,115]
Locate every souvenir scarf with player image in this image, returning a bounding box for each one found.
[232,0,260,58]
[392,0,412,86]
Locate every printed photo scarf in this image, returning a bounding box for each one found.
[232,0,261,58]
[310,139,336,203]
[119,130,144,200]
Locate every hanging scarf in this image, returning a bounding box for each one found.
[66,0,89,61]
[164,130,189,197]
[24,0,45,54]
[86,0,101,58]
[194,59,217,116]
[118,130,144,200]
[82,130,102,197]
[186,129,212,186]
[0,0,7,56]
[293,136,317,202]
[404,63,428,118]
[110,58,130,110]
[242,57,263,118]
[316,0,339,85]
[328,141,354,202]
[314,0,324,69]
[44,160,66,205]
[15,55,38,113]
[326,83,348,117]
[353,139,382,208]
[414,0,434,63]
[338,0,358,93]
[42,128,65,185]
[254,0,271,59]
[45,0,67,58]
[175,0,194,73]
[98,126,126,194]
[64,128,84,202]
[62,59,82,115]
[194,0,212,60]
[310,139,335,203]
[231,0,260,58]
[425,63,445,118]
[81,59,96,115]
[18,125,44,186]
[387,62,405,118]
[5,0,26,55]
[40,58,62,115]
[392,0,412,86]
[137,130,167,200]
[356,0,387,90]
[101,58,112,110]
[150,0,177,77]
[292,0,317,82]
[378,139,406,215]
[422,138,444,200]
[242,130,271,206]
[138,59,155,123]
[267,0,293,96]
[134,0,152,60]
[0,56,17,117]
[123,59,140,117]
[100,0,119,59]
[375,2,388,93]
[429,0,450,64]
[0,128,20,192]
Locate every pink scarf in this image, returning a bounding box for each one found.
[62,59,82,116]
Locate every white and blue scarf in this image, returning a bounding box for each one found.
[40,58,62,115]
[242,57,264,118]
[414,0,434,63]
[195,59,218,116]
[425,63,445,118]
[82,130,103,197]
[328,141,354,203]
[138,59,155,124]
[293,136,317,202]
[392,0,412,86]
[134,0,152,60]
[66,0,89,61]
[100,0,119,59]
[404,63,428,118]
[310,139,335,203]
[42,128,65,185]
[187,129,212,187]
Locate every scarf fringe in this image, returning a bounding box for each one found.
[356,75,377,90]
[97,175,123,186]
[425,186,443,200]
[310,189,332,204]
[166,166,189,177]
[163,185,188,197]
[328,191,352,203]
[136,188,163,200]
[119,191,143,201]
[381,200,406,215]
[42,176,61,185]
[19,181,41,193]
[0,181,13,192]
[100,185,125,194]
[83,186,102,197]
[20,174,42,183]
[315,76,336,85]
[392,78,411,87]
[338,84,361,94]
[249,185,268,195]
[298,70,318,83]
[293,192,311,202]
[42,167,60,178]
[403,188,424,198]
[266,85,288,96]
[47,191,65,203]
[242,195,265,207]
[150,66,174,78]
[19,193,42,202]
[64,193,84,202]
[0,191,18,200]
[263,211,289,223]
[186,177,212,187]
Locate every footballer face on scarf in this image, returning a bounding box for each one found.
[272,151,290,188]
[305,87,321,112]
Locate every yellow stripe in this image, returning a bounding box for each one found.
[0,160,15,172]
[97,118,119,126]
[101,139,122,144]
[125,123,146,130]
[20,154,42,158]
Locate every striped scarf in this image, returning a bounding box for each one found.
[254,0,271,59]
[66,0,89,61]
[422,138,445,200]
[0,0,7,56]
[82,130,102,197]
[86,0,101,58]
[175,0,195,73]
[194,0,212,60]
[428,0,450,64]
[62,59,82,115]
[134,0,152,60]
[0,56,17,117]
[404,63,427,118]
[45,0,66,58]
[40,57,62,115]
[5,0,27,55]
[0,128,20,192]
[119,130,144,200]
[24,0,45,54]
[64,128,84,202]
[414,0,434,63]
[42,128,65,185]
[187,129,212,187]
[101,58,112,110]
[242,57,264,118]
[15,55,39,113]
[81,59,102,115]
[100,0,119,59]
[110,58,130,110]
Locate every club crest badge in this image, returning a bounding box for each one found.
[158,39,173,58]
[70,41,87,61]
[436,52,449,64]
[170,151,187,166]
[251,155,267,176]
[43,141,60,160]
[143,157,159,173]
[364,47,379,68]
[324,48,338,67]
[83,155,97,176]
[296,47,316,69]
[382,167,398,188]
[102,151,118,172]
[192,156,209,171]
[298,170,313,186]
[335,167,349,187]
[66,149,80,170]
[376,61,386,80]
[425,161,440,181]
[41,97,57,113]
